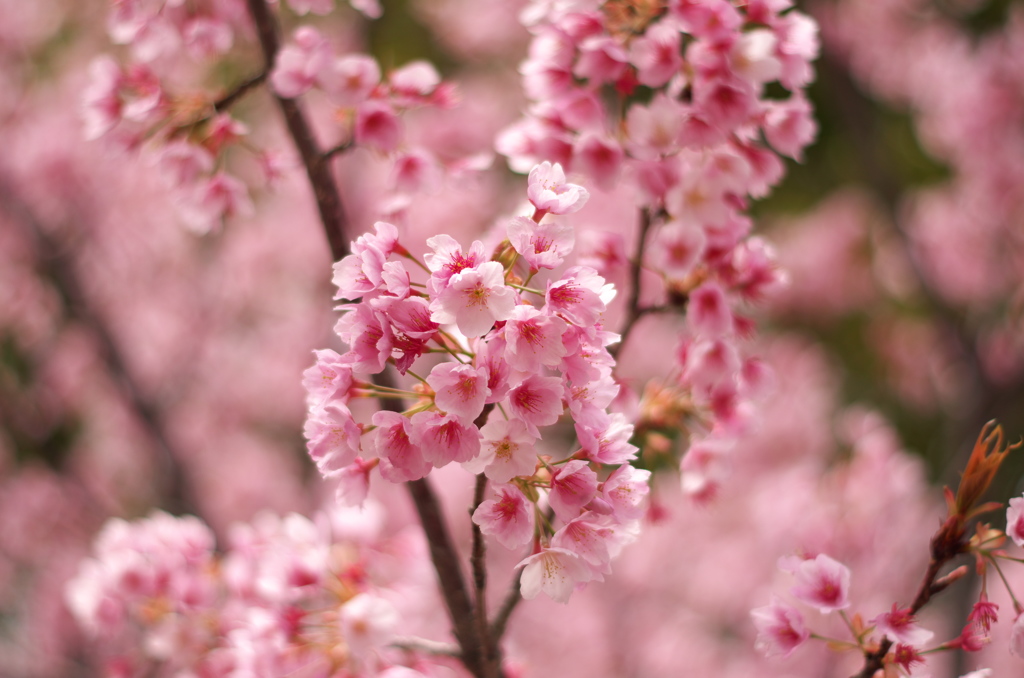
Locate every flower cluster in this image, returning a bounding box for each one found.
[303,163,650,602]
[65,506,445,677]
[753,552,940,671]
[82,0,459,233]
[496,0,818,501]
[270,26,457,155]
[752,422,1024,675]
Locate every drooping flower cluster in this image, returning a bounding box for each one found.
[303,164,650,602]
[496,0,819,501]
[269,26,457,155]
[65,506,444,677]
[82,0,459,233]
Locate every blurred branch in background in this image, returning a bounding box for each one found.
[0,174,199,517]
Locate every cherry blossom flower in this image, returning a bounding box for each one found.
[177,172,253,234]
[155,140,214,188]
[379,668,428,678]
[892,643,925,672]
[564,375,619,429]
[270,27,332,98]
[424,234,488,291]
[287,0,335,16]
[338,593,399,657]
[503,304,568,372]
[386,296,439,339]
[410,411,481,467]
[334,304,393,374]
[1006,496,1024,546]
[371,411,430,482]
[549,460,599,522]
[302,349,355,407]
[183,17,233,58]
[391,147,443,194]
[333,458,374,506]
[551,514,614,575]
[785,553,851,613]
[572,133,624,191]
[475,336,512,404]
[508,374,564,435]
[550,89,604,131]
[472,484,535,549]
[389,61,442,106]
[764,95,817,162]
[599,465,651,521]
[355,100,402,152]
[545,266,614,327]
[629,21,683,88]
[871,604,933,646]
[576,413,638,465]
[468,416,537,483]
[730,29,782,85]
[751,597,809,658]
[688,282,734,338]
[1012,614,1024,657]
[321,54,380,107]
[649,220,706,280]
[517,547,594,604]
[968,593,998,632]
[625,94,685,159]
[304,402,362,474]
[333,244,386,300]
[951,622,990,653]
[81,57,125,140]
[574,36,628,84]
[426,362,490,423]
[507,216,575,272]
[429,261,517,337]
[527,161,589,215]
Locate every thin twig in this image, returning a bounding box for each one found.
[390,637,462,657]
[322,140,352,161]
[490,568,524,642]
[212,70,269,112]
[852,514,967,677]
[612,206,655,359]
[470,474,494,670]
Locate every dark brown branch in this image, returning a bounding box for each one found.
[244,0,349,262]
[611,206,654,359]
[322,140,353,161]
[0,176,198,517]
[241,3,499,676]
[212,70,269,112]
[490,568,524,642]
[407,477,489,677]
[470,474,495,673]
